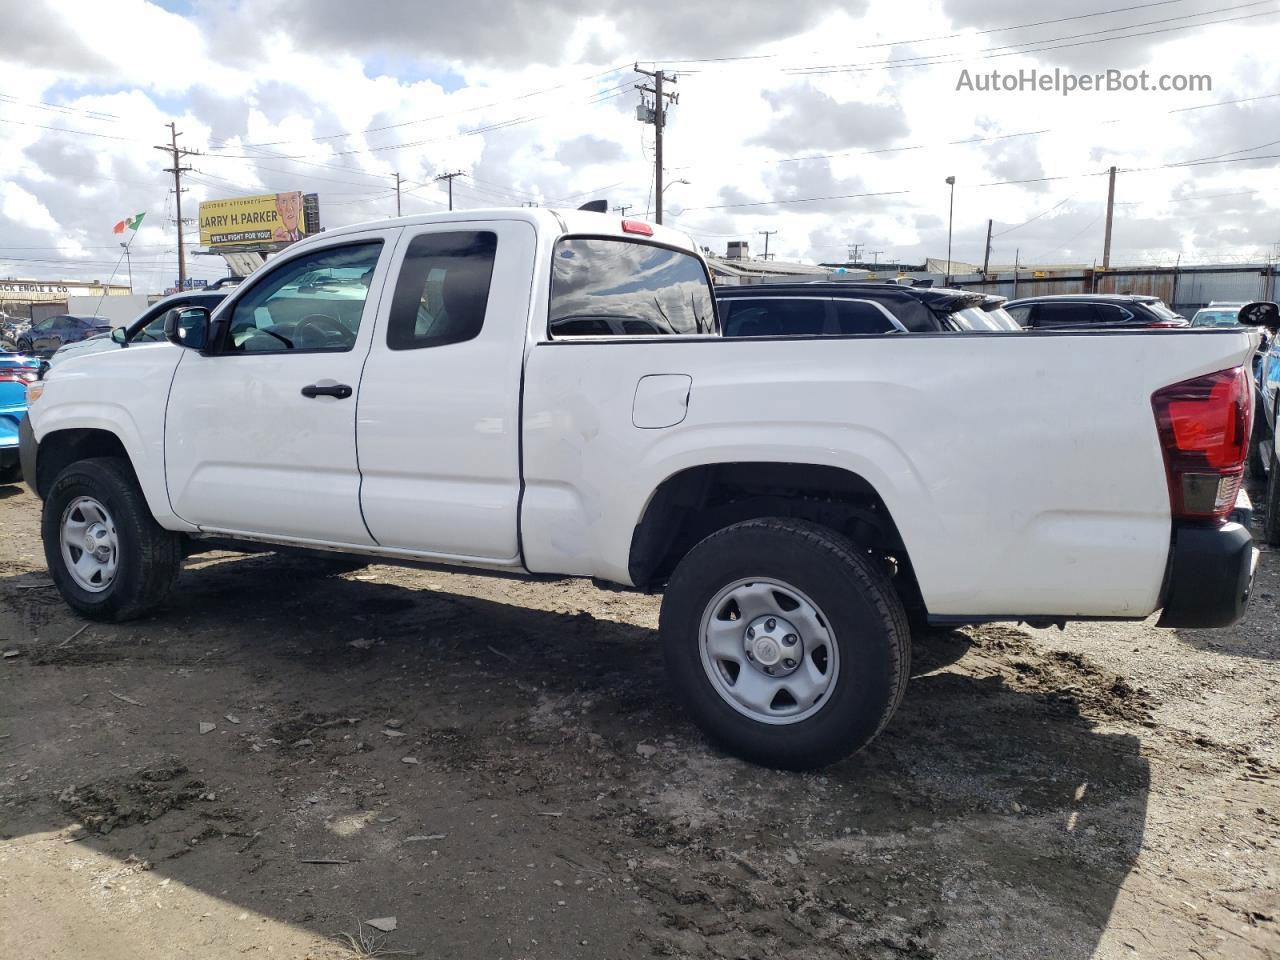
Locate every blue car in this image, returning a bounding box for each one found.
[1,351,42,484]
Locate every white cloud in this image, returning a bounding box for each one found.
[0,0,1277,291]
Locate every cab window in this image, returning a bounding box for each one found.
[222,242,382,353]
[549,238,716,338]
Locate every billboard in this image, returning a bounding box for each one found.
[198,192,310,247]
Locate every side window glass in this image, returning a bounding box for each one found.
[721,299,824,336]
[1095,304,1129,323]
[833,300,897,334]
[1005,305,1031,326]
[1037,303,1092,326]
[223,242,382,354]
[387,231,497,350]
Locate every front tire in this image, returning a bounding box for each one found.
[659,518,911,770]
[42,457,183,621]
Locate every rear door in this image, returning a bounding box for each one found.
[356,219,535,560]
[164,232,395,544]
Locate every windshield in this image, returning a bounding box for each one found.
[549,238,717,337]
[949,306,1023,332]
[1191,309,1240,328]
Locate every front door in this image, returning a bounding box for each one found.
[164,233,395,545]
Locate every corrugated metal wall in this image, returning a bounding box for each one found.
[951,264,1278,312]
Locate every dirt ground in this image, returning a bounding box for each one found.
[0,482,1277,960]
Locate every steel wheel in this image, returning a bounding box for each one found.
[699,577,840,725]
[59,496,119,593]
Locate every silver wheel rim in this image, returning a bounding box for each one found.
[59,496,119,593]
[698,577,840,725]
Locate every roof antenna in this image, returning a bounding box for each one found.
[577,200,608,213]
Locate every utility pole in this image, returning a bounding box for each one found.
[1102,165,1117,269]
[120,242,133,294]
[435,171,465,211]
[848,242,863,264]
[154,122,194,290]
[944,175,956,285]
[758,229,777,261]
[394,172,403,217]
[869,251,884,267]
[982,218,993,276]
[634,64,678,224]
[613,204,633,217]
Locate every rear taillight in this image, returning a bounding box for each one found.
[0,370,37,385]
[1151,367,1252,523]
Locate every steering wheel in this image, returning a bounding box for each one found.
[293,313,352,350]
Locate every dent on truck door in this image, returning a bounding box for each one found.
[355,220,535,561]
[164,237,393,544]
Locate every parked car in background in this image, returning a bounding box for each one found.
[1192,302,1248,328]
[1,315,31,348]
[717,282,1021,337]
[49,291,229,368]
[1,350,42,483]
[16,314,112,357]
[1004,294,1188,330]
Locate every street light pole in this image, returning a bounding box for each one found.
[944,176,955,286]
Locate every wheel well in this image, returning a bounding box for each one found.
[35,428,132,499]
[628,462,923,609]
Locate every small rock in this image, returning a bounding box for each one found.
[1011,802,1023,813]
[385,718,404,729]
[401,756,419,765]
[202,792,217,802]
[2,649,21,659]
[636,744,659,759]
[365,916,397,932]
[404,834,446,842]
[198,722,216,735]
[224,714,241,725]
[382,729,405,738]
[292,738,313,747]
[348,638,375,650]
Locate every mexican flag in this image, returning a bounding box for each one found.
[112,212,145,234]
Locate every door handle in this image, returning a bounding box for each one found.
[301,382,353,400]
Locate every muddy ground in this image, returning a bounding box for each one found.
[0,481,1277,960]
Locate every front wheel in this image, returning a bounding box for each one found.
[42,457,183,621]
[659,518,911,770]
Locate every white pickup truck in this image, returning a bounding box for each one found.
[19,208,1270,768]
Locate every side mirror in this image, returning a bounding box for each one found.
[109,327,128,346]
[163,306,210,350]
[1239,301,1280,333]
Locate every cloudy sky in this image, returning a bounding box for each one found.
[2,0,1279,291]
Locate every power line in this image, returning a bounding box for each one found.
[789,4,1279,75]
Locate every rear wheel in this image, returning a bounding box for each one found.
[42,457,183,621]
[659,518,910,770]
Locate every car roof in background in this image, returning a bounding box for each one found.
[1004,294,1161,305]
[716,282,1006,310]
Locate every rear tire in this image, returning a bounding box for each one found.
[659,518,910,770]
[42,457,183,622]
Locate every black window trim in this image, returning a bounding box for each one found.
[544,232,721,342]
[206,238,385,357]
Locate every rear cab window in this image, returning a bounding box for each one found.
[548,237,717,338]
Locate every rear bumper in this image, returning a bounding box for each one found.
[1157,521,1257,628]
